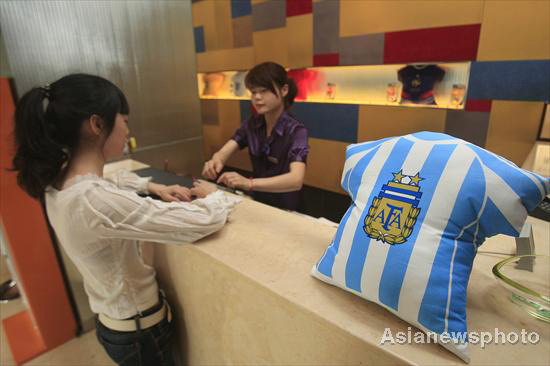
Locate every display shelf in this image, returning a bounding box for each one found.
[197,62,471,110]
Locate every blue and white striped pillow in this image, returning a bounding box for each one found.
[311,132,549,362]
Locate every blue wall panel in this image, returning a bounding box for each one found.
[291,102,359,143]
[193,26,205,53]
[231,0,252,18]
[468,60,550,101]
[239,101,359,143]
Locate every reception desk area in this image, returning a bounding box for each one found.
[1,1,549,364]
[103,159,550,365]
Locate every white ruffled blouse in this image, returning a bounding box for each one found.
[45,170,239,319]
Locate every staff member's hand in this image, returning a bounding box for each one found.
[149,183,192,202]
[217,171,249,191]
[191,180,217,198]
[202,156,224,180]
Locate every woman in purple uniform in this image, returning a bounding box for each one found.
[202,62,309,211]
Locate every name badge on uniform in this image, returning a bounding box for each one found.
[267,156,279,164]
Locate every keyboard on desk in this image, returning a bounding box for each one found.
[133,167,236,198]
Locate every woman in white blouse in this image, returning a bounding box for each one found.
[11,74,238,366]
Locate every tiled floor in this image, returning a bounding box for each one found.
[0,255,114,366]
[24,331,115,366]
[0,295,21,366]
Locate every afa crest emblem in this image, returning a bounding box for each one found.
[364,170,424,245]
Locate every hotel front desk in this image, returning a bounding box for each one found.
[106,159,549,365]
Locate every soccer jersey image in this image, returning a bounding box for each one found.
[312,132,549,362]
[398,65,445,105]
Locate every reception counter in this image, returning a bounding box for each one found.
[145,190,549,365]
[104,159,549,365]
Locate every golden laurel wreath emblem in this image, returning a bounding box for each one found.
[363,170,424,245]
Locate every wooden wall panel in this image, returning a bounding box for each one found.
[202,124,223,159]
[358,105,447,142]
[485,100,545,166]
[340,0,483,37]
[218,100,242,142]
[287,14,313,68]
[477,0,550,61]
[253,27,289,66]
[226,149,253,172]
[196,47,255,72]
[214,0,234,50]
[304,138,348,194]
[192,0,218,51]
[233,15,253,48]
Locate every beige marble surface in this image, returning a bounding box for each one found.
[151,195,550,366]
[103,158,149,176]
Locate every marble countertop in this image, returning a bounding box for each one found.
[187,195,549,365]
[108,159,550,365]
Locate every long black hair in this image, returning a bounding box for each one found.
[12,73,129,198]
[245,62,298,109]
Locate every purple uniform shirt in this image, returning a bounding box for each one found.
[232,111,309,210]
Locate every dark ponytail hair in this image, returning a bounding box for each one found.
[12,73,129,198]
[245,62,298,109]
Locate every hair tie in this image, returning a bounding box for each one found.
[40,84,51,99]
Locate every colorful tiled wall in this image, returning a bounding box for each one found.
[193,0,549,194]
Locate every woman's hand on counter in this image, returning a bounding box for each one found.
[148,182,192,202]
[202,156,224,180]
[202,140,240,180]
[216,172,250,191]
[191,180,218,199]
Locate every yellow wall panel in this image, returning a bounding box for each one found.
[218,100,242,142]
[340,0,483,36]
[196,47,255,72]
[192,0,218,50]
[287,14,313,68]
[226,149,253,172]
[485,101,544,166]
[192,0,215,27]
[219,101,251,171]
[251,0,269,4]
[358,105,447,142]
[203,100,251,171]
[233,15,253,48]
[214,0,234,50]
[200,99,219,125]
[253,28,288,66]
[477,1,550,61]
[202,124,222,159]
[305,138,348,194]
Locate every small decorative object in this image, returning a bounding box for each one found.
[326,82,336,99]
[493,254,549,323]
[123,137,137,155]
[386,83,398,102]
[450,84,466,107]
[231,71,247,97]
[202,72,225,97]
[398,64,445,105]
